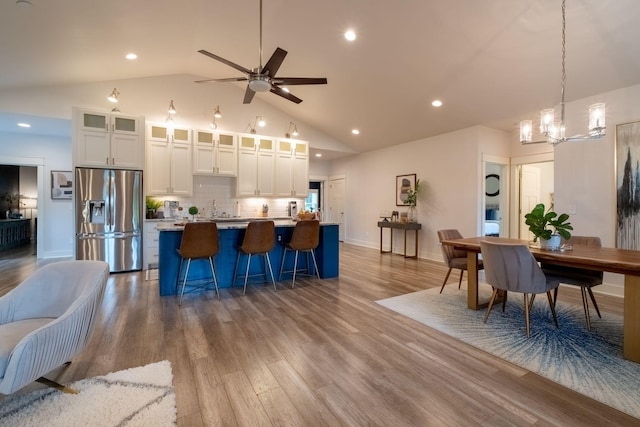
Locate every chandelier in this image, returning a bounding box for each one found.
[520,0,605,145]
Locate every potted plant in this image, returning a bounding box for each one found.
[404,179,420,222]
[524,203,573,250]
[145,197,163,219]
[188,206,199,221]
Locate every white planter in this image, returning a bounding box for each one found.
[539,234,562,251]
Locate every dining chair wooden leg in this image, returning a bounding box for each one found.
[439,268,453,293]
[547,291,559,328]
[457,270,464,289]
[484,287,499,323]
[523,294,531,338]
[587,287,602,318]
[581,287,592,331]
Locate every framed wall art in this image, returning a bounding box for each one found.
[616,121,640,249]
[51,170,73,200]
[396,173,416,206]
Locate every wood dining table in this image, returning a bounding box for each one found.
[441,236,640,363]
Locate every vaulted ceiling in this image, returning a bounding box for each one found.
[1,0,639,154]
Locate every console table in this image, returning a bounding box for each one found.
[377,221,421,258]
[0,219,31,251]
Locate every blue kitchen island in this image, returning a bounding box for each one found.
[157,220,339,296]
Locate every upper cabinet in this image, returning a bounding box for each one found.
[193,129,238,177]
[146,123,193,196]
[274,139,309,198]
[73,108,144,169]
[237,134,275,197]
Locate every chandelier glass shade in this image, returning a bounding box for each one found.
[520,0,605,145]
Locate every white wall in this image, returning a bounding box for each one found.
[330,126,509,261]
[0,132,73,258]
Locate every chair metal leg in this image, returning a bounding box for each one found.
[36,377,78,394]
[278,247,288,281]
[232,251,241,288]
[501,290,508,312]
[581,287,592,331]
[242,253,252,295]
[179,258,191,306]
[458,269,464,289]
[310,249,320,280]
[209,256,220,300]
[176,257,184,295]
[292,250,299,288]
[439,268,453,293]
[265,253,277,291]
[484,287,499,323]
[547,291,559,328]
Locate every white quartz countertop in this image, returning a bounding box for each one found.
[155,219,337,231]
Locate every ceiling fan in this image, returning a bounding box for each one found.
[195,0,327,104]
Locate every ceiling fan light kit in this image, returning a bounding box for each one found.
[520,0,605,145]
[195,0,327,104]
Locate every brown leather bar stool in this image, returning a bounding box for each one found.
[279,219,320,288]
[176,222,220,305]
[232,220,277,295]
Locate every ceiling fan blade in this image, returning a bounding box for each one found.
[273,77,328,85]
[270,85,302,104]
[243,86,256,104]
[262,47,288,77]
[198,49,253,75]
[194,77,248,84]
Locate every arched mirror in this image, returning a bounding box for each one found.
[485,174,500,197]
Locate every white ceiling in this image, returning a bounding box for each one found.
[1,0,639,154]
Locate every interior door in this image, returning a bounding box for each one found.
[328,177,345,242]
[520,165,541,240]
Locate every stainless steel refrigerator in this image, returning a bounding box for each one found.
[75,167,143,272]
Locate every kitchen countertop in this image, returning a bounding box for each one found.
[154,218,336,231]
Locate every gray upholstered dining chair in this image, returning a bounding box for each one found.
[481,240,568,338]
[437,229,483,293]
[540,236,604,330]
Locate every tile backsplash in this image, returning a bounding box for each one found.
[151,175,305,219]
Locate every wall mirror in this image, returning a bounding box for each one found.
[485,174,500,197]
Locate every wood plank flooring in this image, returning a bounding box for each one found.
[0,242,637,426]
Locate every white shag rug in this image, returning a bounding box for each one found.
[0,360,176,427]
[377,284,640,420]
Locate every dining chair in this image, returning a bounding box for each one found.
[278,219,321,288]
[233,220,277,295]
[176,221,220,305]
[540,236,604,330]
[437,229,484,293]
[481,240,567,338]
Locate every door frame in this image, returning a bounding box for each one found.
[481,154,510,237]
[510,152,554,239]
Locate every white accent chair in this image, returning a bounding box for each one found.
[0,260,109,394]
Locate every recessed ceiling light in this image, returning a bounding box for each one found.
[125,53,137,60]
[344,30,356,41]
[16,0,32,8]
[432,100,443,107]
[17,122,31,128]
[315,153,322,158]
[352,129,360,135]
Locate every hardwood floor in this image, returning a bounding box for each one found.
[1,243,637,426]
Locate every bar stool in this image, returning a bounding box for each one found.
[279,219,320,288]
[233,220,277,295]
[176,222,220,305]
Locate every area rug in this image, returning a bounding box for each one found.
[376,284,640,419]
[0,360,176,426]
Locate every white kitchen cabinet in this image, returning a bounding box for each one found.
[143,221,161,269]
[274,139,309,197]
[73,108,144,169]
[237,134,274,197]
[193,129,237,176]
[146,123,193,196]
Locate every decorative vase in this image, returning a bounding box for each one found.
[408,205,417,223]
[539,234,562,251]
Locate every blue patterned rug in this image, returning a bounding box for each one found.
[376,284,640,419]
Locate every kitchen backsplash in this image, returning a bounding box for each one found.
[152,175,305,219]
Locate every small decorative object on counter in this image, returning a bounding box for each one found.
[188,206,199,221]
[261,204,269,217]
[297,209,315,221]
[145,196,163,219]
